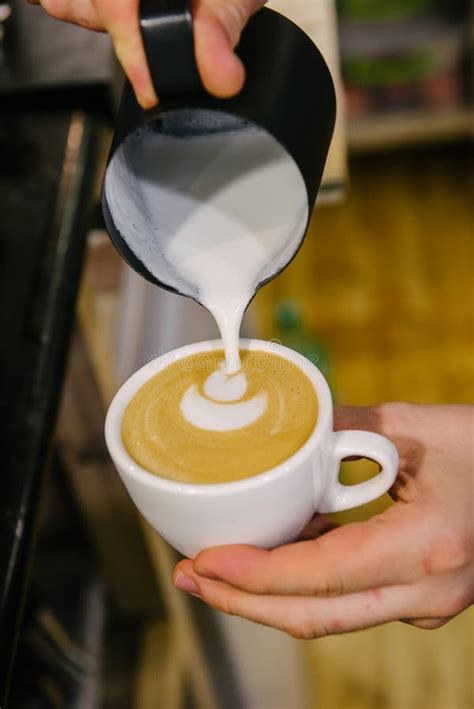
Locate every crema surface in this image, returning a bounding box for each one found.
[121,350,318,484]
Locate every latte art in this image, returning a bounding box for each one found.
[122,350,318,484]
[181,367,267,431]
[204,369,248,401]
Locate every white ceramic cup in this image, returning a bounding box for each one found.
[105,339,399,558]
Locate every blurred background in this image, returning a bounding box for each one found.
[0,0,472,707]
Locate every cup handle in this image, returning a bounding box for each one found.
[140,0,203,97]
[319,430,399,513]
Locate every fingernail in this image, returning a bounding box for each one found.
[138,94,159,110]
[174,572,200,596]
[136,83,159,110]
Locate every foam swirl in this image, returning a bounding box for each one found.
[181,385,267,431]
[181,368,267,431]
[121,350,318,484]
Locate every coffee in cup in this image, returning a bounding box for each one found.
[122,349,318,484]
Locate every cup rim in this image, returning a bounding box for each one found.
[105,338,333,495]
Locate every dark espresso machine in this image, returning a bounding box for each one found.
[0,4,120,707]
[0,0,119,101]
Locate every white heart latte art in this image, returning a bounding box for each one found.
[180,368,267,432]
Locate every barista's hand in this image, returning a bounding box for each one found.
[173,404,474,637]
[28,0,266,108]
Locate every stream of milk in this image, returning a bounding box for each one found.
[105,113,308,414]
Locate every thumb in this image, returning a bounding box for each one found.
[334,405,384,434]
[192,0,265,97]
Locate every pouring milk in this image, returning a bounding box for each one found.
[104,113,308,410]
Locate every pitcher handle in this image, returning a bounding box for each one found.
[140,0,203,96]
